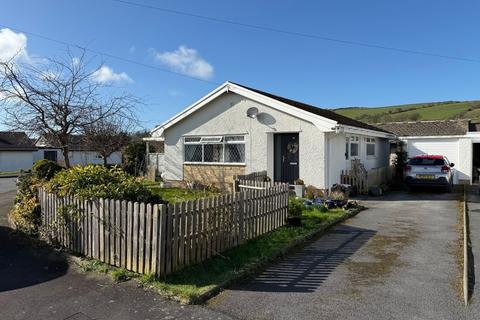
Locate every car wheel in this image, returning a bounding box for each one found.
[445,182,453,193]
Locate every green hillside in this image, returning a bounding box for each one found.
[334,100,480,123]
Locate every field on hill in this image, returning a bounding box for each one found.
[334,100,480,123]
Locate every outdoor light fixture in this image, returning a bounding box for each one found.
[333,125,344,134]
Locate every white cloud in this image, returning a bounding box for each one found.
[0,28,30,63]
[154,45,213,80]
[91,65,133,84]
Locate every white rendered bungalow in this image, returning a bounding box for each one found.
[149,82,394,190]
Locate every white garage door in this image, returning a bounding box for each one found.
[406,138,460,183]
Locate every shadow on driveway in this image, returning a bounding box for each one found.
[240,225,376,293]
[0,226,68,292]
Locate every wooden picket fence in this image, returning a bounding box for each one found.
[341,160,391,194]
[235,170,268,181]
[38,183,289,277]
[234,171,269,192]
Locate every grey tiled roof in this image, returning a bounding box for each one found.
[232,82,392,134]
[374,120,469,137]
[0,132,37,151]
[36,134,90,151]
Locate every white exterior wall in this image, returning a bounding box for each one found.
[326,132,390,187]
[0,151,34,172]
[402,137,467,184]
[161,92,327,187]
[459,138,473,183]
[33,149,122,166]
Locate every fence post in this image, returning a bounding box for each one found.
[238,191,245,244]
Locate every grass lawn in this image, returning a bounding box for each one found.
[141,205,358,303]
[0,171,20,176]
[144,182,219,204]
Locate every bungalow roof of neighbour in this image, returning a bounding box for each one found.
[35,134,93,151]
[151,81,394,137]
[0,132,37,151]
[375,120,470,137]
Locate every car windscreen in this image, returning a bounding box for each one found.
[408,158,445,166]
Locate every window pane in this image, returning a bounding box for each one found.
[345,142,349,160]
[366,144,375,156]
[225,144,245,163]
[185,144,202,162]
[350,143,359,157]
[408,158,445,166]
[200,136,223,143]
[225,135,245,142]
[184,136,201,143]
[204,144,224,162]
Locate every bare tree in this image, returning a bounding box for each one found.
[0,51,137,167]
[82,113,134,166]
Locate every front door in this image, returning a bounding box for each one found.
[274,133,299,183]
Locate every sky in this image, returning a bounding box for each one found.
[0,0,480,131]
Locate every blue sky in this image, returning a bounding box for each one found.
[1,0,480,131]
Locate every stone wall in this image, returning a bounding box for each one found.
[183,164,245,191]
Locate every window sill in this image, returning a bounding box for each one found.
[184,162,246,166]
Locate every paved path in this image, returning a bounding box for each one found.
[0,186,233,320]
[0,177,17,194]
[208,192,467,319]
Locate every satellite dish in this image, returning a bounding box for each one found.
[246,107,259,119]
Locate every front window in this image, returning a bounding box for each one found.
[184,135,245,164]
[349,136,359,157]
[365,137,376,157]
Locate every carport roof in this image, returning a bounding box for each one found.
[374,120,470,137]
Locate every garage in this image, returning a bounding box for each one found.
[377,120,475,185]
[0,132,37,172]
[406,138,460,183]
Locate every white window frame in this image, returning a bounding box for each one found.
[349,135,360,158]
[365,137,376,158]
[184,135,246,165]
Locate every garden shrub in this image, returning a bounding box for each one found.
[10,194,41,234]
[32,159,64,181]
[45,165,165,204]
[288,197,304,217]
[9,172,42,234]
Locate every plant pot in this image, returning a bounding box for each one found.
[287,216,302,226]
[332,199,347,207]
[294,184,305,198]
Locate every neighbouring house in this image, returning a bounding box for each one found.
[34,134,122,167]
[0,131,37,172]
[376,120,480,184]
[147,81,394,190]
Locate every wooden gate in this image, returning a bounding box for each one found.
[340,159,368,194]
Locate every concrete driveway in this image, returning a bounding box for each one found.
[208,191,467,319]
